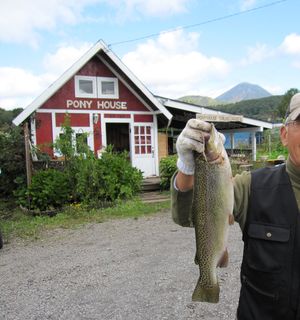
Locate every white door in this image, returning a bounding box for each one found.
[132,124,156,177]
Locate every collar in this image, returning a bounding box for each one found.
[286,156,300,187]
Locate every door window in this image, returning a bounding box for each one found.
[134,125,152,154]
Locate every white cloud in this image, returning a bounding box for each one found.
[0,0,191,45]
[0,0,98,46]
[239,43,274,66]
[0,67,54,109]
[0,43,94,109]
[240,0,257,11]
[280,33,300,55]
[43,43,93,73]
[122,30,230,98]
[111,0,190,18]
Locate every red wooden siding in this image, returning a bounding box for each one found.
[40,57,150,112]
[35,113,53,156]
[55,113,90,127]
[104,114,131,118]
[93,113,102,155]
[134,115,153,122]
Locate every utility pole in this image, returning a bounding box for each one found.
[24,121,32,187]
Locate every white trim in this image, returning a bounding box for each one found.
[96,49,172,120]
[13,42,104,126]
[51,112,56,149]
[153,115,159,176]
[98,55,153,113]
[36,109,155,115]
[13,40,172,126]
[101,116,133,146]
[74,75,97,98]
[30,116,37,146]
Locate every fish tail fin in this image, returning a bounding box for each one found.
[217,248,229,268]
[192,279,220,303]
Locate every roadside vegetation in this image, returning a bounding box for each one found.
[0,199,170,243]
[0,116,169,243]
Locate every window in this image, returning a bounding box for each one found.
[134,125,152,155]
[75,76,97,98]
[75,133,88,153]
[74,76,119,99]
[98,77,119,99]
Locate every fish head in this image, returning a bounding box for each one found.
[205,125,227,163]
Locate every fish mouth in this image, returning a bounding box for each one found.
[205,153,224,164]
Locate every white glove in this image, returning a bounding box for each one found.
[176,119,211,175]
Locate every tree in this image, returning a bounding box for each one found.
[0,126,26,197]
[277,88,299,121]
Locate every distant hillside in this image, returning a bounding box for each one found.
[178,95,224,106]
[210,95,283,122]
[0,108,23,129]
[216,82,272,103]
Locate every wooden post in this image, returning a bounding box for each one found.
[24,122,32,187]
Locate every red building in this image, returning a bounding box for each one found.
[13,40,172,177]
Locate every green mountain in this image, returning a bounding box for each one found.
[210,95,283,122]
[178,95,224,106]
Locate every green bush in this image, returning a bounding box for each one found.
[17,169,71,211]
[0,126,26,197]
[17,119,144,211]
[159,155,177,190]
[74,147,143,204]
[99,148,143,201]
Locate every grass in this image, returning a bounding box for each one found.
[0,196,170,244]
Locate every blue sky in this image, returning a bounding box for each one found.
[0,0,299,110]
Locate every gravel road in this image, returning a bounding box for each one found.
[0,209,243,320]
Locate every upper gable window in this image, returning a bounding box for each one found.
[75,76,97,98]
[98,77,119,99]
[74,76,119,99]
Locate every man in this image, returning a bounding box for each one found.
[171,93,300,319]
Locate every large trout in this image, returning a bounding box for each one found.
[191,119,234,303]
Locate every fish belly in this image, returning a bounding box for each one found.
[191,157,233,303]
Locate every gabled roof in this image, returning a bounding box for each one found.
[13,40,172,126]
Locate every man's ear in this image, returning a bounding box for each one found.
[280,125,288,147]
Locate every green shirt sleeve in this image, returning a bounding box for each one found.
[233,171,251,231]
[171,170,251,231]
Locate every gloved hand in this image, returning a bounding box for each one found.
[176,119,212,175]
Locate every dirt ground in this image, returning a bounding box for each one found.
[0,209,243,320]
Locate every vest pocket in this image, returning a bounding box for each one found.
[246,223,290,273]
[242,275,278,300]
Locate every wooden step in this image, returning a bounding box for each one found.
[141,176,161,191]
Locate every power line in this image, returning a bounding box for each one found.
[108,0,289,47]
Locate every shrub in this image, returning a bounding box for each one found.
[99,148,143,201]
[17,169,71,211]
[74,147,143,204]
[0,126,26,197]
[159,155,177,190]
[22,119,145,210]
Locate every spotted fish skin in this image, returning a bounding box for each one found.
[191,122,234,303]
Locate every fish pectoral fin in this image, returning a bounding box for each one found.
[217,249,229,268]
[228,214,235,225]
[192,280,220,303]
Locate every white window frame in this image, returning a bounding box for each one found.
[97,77,119,99]
[54,128,94,157]
[75,75,97,98]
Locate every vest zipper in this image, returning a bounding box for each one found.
[242,275,278,300]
